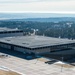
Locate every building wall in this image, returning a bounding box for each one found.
[0,42,75,55]
[50,44,75,52]
[0,42,51,54]
[14,46,32,53]
[0,43,11,49]
[33,48,51,54]
[0,42,34,54]
[0,32,23,38]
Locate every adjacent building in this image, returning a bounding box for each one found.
[0,27,23,37]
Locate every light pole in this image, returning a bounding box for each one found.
[61,56,64,72]
[35,58,38,64]
[35,52,39,64]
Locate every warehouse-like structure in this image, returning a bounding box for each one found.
[0,27,23,37]
[0,35,75,55]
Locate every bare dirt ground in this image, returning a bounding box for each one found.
[0,70,21,75]
[55,63,74,68]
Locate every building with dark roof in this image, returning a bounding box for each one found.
[0,27,23,37]
[0,35,75,54]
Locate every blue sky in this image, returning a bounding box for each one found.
[0,0,75,13]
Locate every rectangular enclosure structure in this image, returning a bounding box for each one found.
[0,27,23,37]
[0,35,75,54]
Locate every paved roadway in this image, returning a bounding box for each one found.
[0,55,75,75]
[0,48,75,75]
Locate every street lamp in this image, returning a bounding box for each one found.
[61,56,64,72]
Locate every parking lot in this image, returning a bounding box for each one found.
[0,47,75,75]
[0,53,75,75]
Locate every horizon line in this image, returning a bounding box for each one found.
[0,11,75,14]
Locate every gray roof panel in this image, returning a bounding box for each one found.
[0,27,21,32]
[0,35,75,49]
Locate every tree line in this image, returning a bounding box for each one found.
[0,21,75,39]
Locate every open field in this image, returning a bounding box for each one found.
[0,70,21,75]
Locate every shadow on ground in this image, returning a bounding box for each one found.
[0,47,41,60]
[1,47,75,66]
[42,53,75,66]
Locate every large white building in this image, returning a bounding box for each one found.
[0,35,75,55]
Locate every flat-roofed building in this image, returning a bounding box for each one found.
[0,27,23,37]
[0,35,75,54]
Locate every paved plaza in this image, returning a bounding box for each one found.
[0,53,75,75]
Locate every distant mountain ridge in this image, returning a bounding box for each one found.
[4,17,75,22]
[0,13,75,22]
[0,13,75,18]
[22,17,75,22]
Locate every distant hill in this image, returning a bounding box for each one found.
[5,17,75,22]
[0,13,75,22]
[19,17,75,22]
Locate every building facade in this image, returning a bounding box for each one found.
[0,36,75,55]
[0,27,24,37]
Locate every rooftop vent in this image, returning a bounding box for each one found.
[22,43,29,45]
[6,39,10,41]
